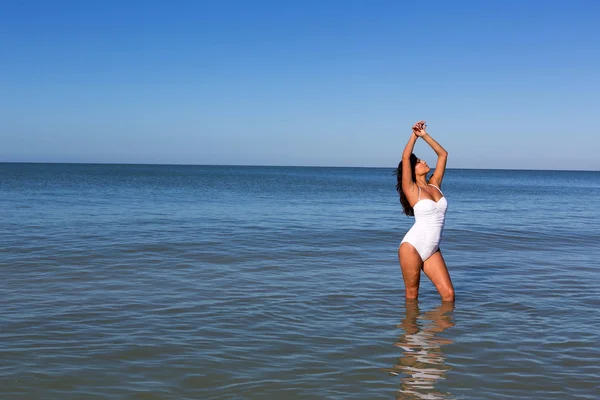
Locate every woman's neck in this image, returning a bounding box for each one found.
[415,177,428,188]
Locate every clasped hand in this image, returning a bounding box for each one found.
[412,120,427,137]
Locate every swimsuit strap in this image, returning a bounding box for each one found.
[428,184,444,196]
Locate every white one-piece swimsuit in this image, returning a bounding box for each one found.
[401,184,448,262]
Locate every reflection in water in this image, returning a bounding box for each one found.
[383,301,455,399]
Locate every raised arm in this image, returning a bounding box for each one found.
[401,130,419,197]
[414,122,448,187]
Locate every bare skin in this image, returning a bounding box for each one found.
[399,121,455,302]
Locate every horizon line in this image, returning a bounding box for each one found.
[0,161,598,173]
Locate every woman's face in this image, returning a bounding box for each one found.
[415,158,430,176]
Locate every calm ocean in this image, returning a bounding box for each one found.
[1,163,599,399]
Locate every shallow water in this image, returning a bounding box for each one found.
[1,164,599,399]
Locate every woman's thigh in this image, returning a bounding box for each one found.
[423,250,455,301]
[399,243,423,298]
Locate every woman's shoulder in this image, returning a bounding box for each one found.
[427,177,442,188]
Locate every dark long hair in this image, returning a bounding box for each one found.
[394,153,418,216]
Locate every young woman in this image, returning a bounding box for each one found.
[395,121,455,302]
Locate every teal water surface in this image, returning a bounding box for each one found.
[1,163,599,399]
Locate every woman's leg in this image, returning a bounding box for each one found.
[423,250,455,302]
[399,243,423,300]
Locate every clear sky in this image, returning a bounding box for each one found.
[1,0,599,170]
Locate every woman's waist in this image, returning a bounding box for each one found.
[412,216,446,226]
[408,221,444,234]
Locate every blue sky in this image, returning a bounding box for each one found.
[1,0,599,169]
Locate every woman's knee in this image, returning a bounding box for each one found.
[405,291,419,300]
[440,287,455,302]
